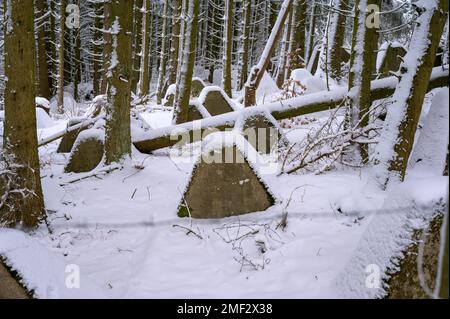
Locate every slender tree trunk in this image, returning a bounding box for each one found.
[372,0,448,188]
[138,0,152,97]
[238,0,252,91]
[346,0,380,163]
[207,2,220,84]
[169,0,182,86]
[57,0,67,114]
[48,0,58,96]
[156,0,169,104]
[101,1,112,94]
[73,0,81,102]
[178,0,187,82]
[276,8,294,88]
[440,205,449,298]
[329,0,346,82]
[148,11,155,85]
[36,0,51,99]
[2,0,45,228]
[222,0,233,97]
[173,0,200,124]
[131,0,143,93]
[319,0,347,83]
[105,1,134,164]
[92,1,103,97]
[306,0,316,65]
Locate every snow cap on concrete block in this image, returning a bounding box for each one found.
[197,86,241,116]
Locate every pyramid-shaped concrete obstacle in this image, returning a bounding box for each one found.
[235,111,286,154]
[187,100,211,122]
[57,118,93,153]
[309,46,350,75]
[191,77,206,98]
[177,132,275,219]
[163,84,176,107]
[64,129,104,173]
[198,86,238,117]
[378,42,407,78]
[0,261,28,299]
[163,78,207,107]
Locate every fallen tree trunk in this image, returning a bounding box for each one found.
[130,67,448,154]
[244,0,294,106]
[38,115,104,147]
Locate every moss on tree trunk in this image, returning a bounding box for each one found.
[2,0,45,228]
[386,0,448,183]
[105,1,133,164]
[57,0,66,114]
[173,0,200,124]
[138,0,152,97]
[36,0,51,99]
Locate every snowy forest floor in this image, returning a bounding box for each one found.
[0,87,448,299]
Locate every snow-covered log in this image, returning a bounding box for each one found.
[134,67,448,153]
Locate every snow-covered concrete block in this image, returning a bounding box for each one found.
[377,42,407,78]
[191,77,206,98]
[64,129,105,173]
[57,118,92,153]
[198,86,238,117]
[177,132,275,219]
[235,111,285,154]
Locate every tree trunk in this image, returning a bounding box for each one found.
[105,1,134,164]
[138,0,152,97]
[329,0,346,82]
[306,0,316,65]
[169,0,182,86]
[439,206,449,298]
[238,0,252,91]
[291,0,306,64]
[92,1,103,97]
[57,0,67,114]
[347,0,380,164]
[2,0,45,228]
[276,8,294,88]
[101,1,112,94]
[206,1,221,84]
[244,0,293,107]
[173,0,200,124]
[131,0,143,93]
[48,0,57,96]
[372,0,448,188]
[222,0,233,97]
[73,0,81,102]
[156,0,169,104]
[35,0,51,99]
